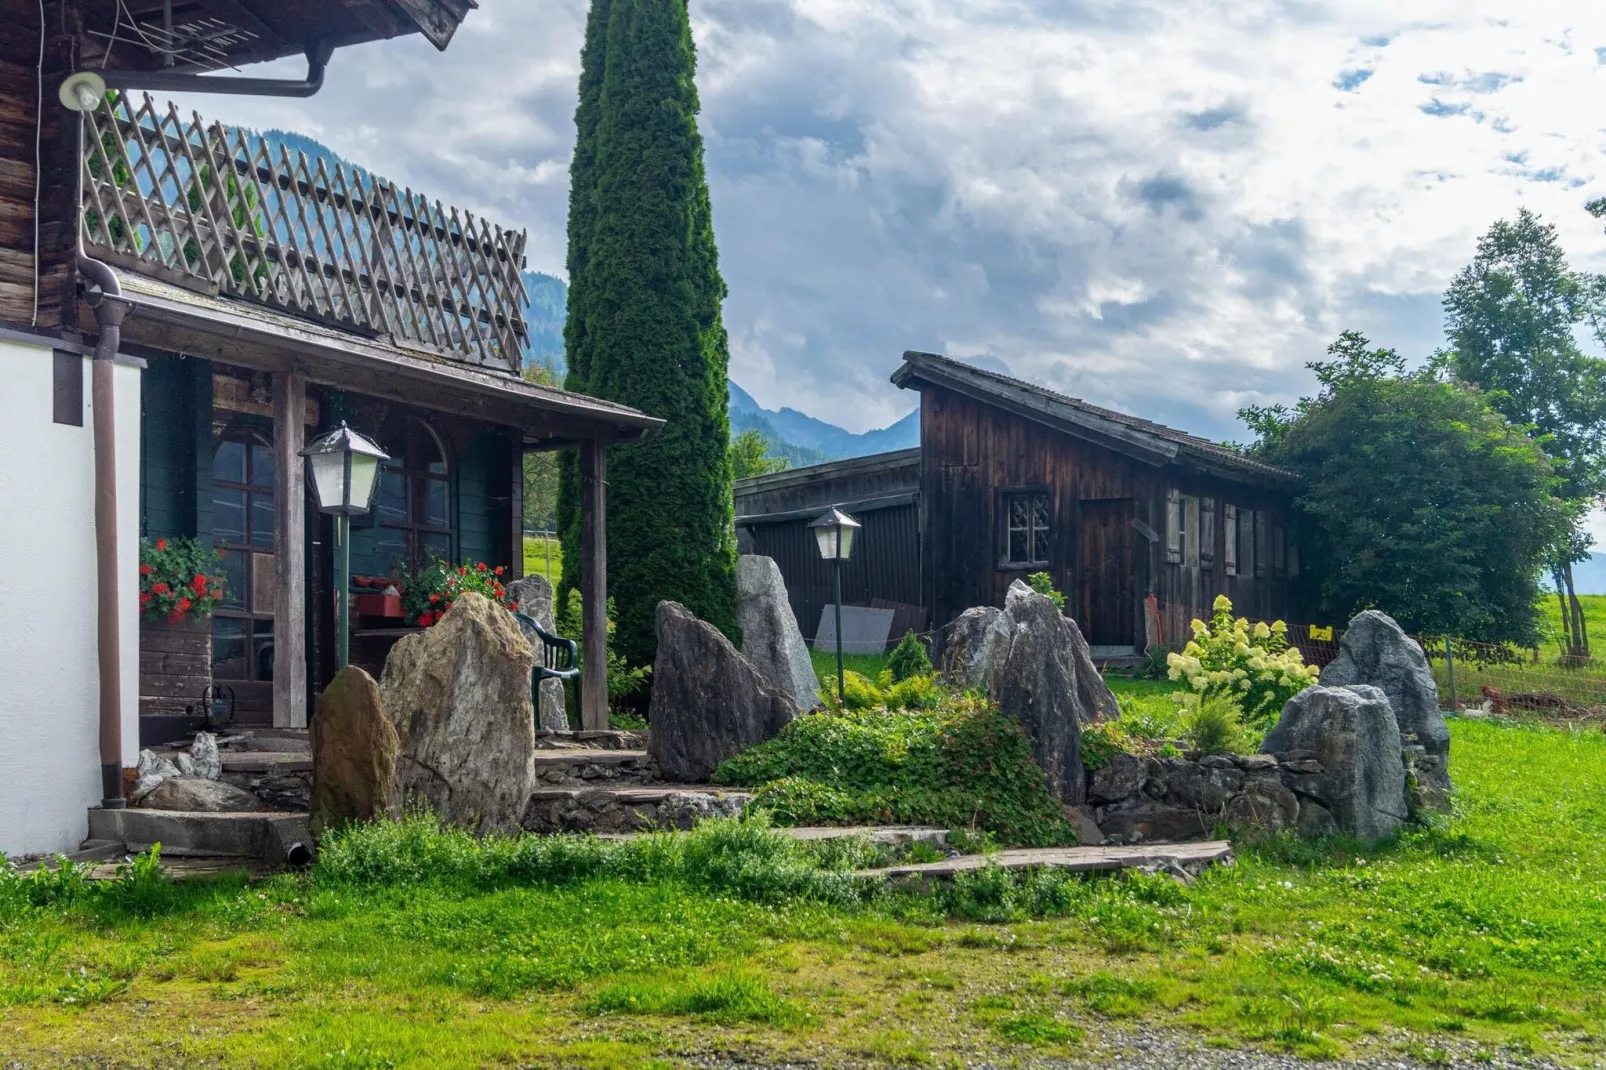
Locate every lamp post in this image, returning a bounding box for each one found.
[301,422,388,668]
[808,507,861,706]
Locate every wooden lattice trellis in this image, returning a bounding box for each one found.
[81,90,529,371]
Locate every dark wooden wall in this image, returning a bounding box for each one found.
[0,1,80,333]
[743,503,923,643]
[918,384,1297,650]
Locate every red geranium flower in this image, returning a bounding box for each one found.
[155,538,167,551]
[429,593,440,604]
[477,562,487,571]
[139,564,153,576]
[139,592,152,606]
[508,601,518,612]
[493,566,504,576]
[152,582,169,595]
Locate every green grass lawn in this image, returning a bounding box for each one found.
[808,647,890,683]
[522,534,562,585]
[5,716,1606,1067]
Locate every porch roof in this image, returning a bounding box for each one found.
[106,268,665,448]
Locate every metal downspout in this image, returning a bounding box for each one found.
[76,102,130,808]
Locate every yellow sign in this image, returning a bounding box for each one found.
[1308,625,1334,642]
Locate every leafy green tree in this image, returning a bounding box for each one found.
[555,0,739,665]
[729,428,789,481]
[1442,209,1606,657]
[1240,331,1568,644]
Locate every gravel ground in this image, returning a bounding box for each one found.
[682,1025,1583,1069]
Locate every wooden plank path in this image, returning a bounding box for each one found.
[856,840,1234,881]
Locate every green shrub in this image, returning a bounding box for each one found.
[821,669,939,712]
[1166,595,1316,726]
[886,630,933,682]
[1080,719,1137,770]
[1027,571,1066,611]
[714,694,1076,846]
[1178,691,1249,755]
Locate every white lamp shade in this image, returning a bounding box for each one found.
[306,451,350,512]
[348,452,382,512]
[808,507,861,561]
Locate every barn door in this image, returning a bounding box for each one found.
[1078,498,1136,648]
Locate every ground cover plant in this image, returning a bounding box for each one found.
[714,694,1077,846]
[4,715,1606,1066]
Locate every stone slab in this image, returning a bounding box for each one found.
[87,808,310,861]
[530,749,649,768]
[815,605,896,655]
[219,751,314,774]
[526,785,734,804]
[857,840,1233,880]
[535,729,646,751]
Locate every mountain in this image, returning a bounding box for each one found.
[1570,553,1606,596]
[728,381,918,464]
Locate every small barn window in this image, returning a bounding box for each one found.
[1200,497,1216,568]
[999,488,1051,568]
[1273,524,1287,578]
[1223,504,1238,576]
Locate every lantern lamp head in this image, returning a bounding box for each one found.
[808,507,861,562]
[300,421,389,516]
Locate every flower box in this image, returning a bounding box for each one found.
[356,592,404,619]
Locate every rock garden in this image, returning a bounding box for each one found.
[7,559,1606,1067]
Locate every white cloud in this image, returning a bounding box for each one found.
[159,0,1606,438]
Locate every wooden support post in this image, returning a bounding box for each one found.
[579,441,608,731]
[273,369,308,729]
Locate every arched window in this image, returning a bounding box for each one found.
[371,418,451,574]
[211,427,274,683]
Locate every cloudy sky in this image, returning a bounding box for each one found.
[170,0,1606,534]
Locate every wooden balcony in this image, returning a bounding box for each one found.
[80,90,528,373]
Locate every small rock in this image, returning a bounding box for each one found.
[189,732,222,780]
[175,753,197,777]
[132,749,181,800]
[1296,798,1338,837]
[137,776,265,812]
[1066,803,1104,846]
[1233,754,1278,772]
[1226,778,1298,833]
[1279,758,1324,775]
[1094,799,1211,843]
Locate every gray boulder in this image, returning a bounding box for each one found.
[507,573,569,732]
[137,776,265,812]
[736,555,821,708]
[1094,799,1212,844]
[380,592,537,836]
[1088,752,1147,804]
[1262,684,1409,842]
[648,601,799,783]
[1226,777,1299,834]
[1321,610,1449,791]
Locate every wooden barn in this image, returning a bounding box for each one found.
[736,351,1303,658]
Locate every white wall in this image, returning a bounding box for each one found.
[0,337,140,858]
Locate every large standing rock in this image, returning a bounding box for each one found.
[735,555,821,709]
[310,666,400,837]
[1261,685,1408,842]
[508,573,569,732]
[648,601,799,783]
[939,606,1013,693]
[379,592,537,836]
[1320,611,1449,792]
[137,776,265,812]
[937,581,1119,807]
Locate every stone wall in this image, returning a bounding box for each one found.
[1086,751,1332,844]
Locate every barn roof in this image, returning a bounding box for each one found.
[891,350,1295,484]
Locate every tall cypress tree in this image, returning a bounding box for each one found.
[557,0,739,666]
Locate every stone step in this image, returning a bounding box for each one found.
[856,840,1234,882]
[522,784,749,835]
[219,751,313,774]
[535,729,645,751]
[530,748,655,786]
[87,807,311,864]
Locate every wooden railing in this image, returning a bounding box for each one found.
[81,90,528,372]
